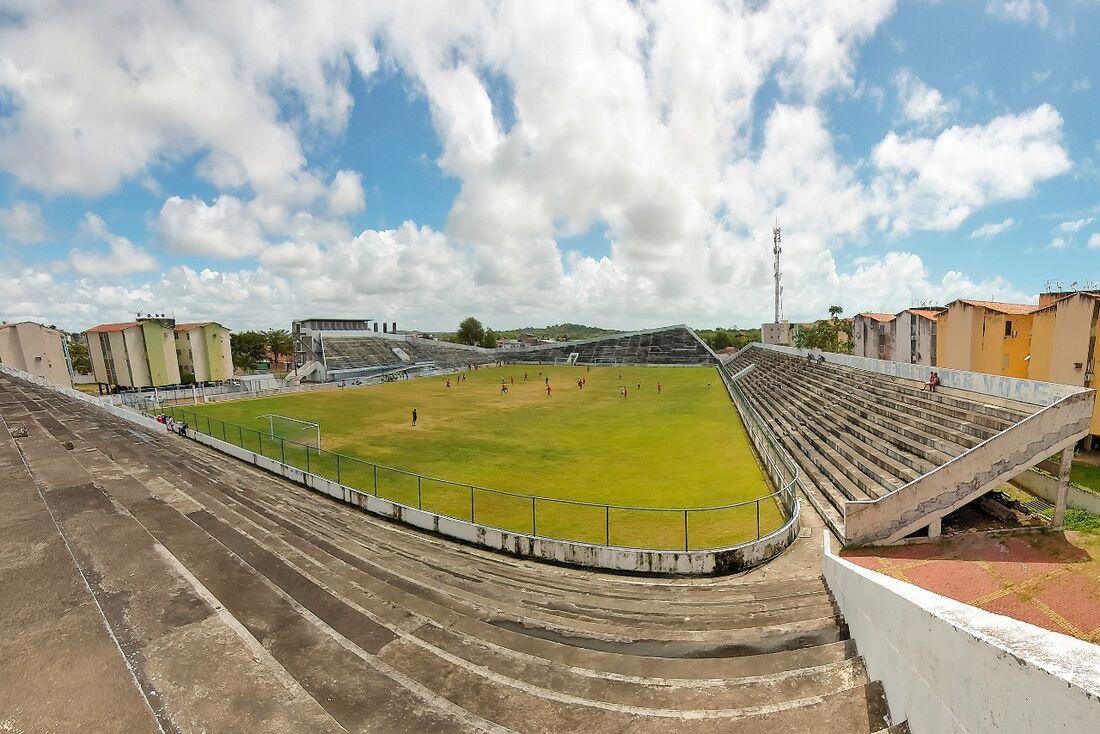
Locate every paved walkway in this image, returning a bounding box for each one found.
[843,532,1100,644]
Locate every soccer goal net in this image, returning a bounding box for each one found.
[255,414,321,449]
[553,352,581,366]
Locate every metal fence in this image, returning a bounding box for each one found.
[156,400,798,552]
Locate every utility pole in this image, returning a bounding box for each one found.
[773,222,783,323]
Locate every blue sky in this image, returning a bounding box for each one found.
[0,0,1097,332]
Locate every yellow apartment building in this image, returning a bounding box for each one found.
[1029,291,1100,438]
[174,322,233,382]
[936,299,1039,379]
[86,320,181,389]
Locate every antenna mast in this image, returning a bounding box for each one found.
[772,222,783,323]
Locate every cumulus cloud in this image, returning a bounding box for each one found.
[1049,237,1067,250]
[893,69,958,131]
[0,1,1078,332]
[327,170,366,215]
[986,0,1049,27]
[871,104,1071,234]
[0,200,47,244]
[970,218,1016,239]
[1089,233,1100,250]
[157,195,268,258]
[69,213,158,277]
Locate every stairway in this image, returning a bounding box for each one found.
[0,372,906,734]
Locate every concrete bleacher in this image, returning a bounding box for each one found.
[322,335,497,375]
[509,325,717,366]
[0,371,905,733]
[727,345,1092,544]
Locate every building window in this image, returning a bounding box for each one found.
[1004,320,1013,337]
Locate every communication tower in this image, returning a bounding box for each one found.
[772,222,783,323]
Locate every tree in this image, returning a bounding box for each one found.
[710,329,734,351]
[265,329,292,368]
[480,328,498,349]
[794,307,853,354]
[456,317,485,346]
[231,331,268,372]
[68,339,91,374]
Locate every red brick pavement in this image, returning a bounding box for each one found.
[843,532,1100,643]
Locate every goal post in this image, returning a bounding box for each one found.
[553,352,581,366]
[255,413,321,449]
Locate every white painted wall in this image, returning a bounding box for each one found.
[823,538,1100,733]
[752,342,1089,406]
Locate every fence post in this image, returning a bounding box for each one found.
[605,506,610,546]
[280,437,285,465]
[258,432,263,457]
[684,510,689,551]
[305,445,310,474]
[238,424,243,446]
[206,415,211,436]
[373,465,378,496]
[417,475,422,509]
[756,500,761,539]
[336,453,341,484]
[531,497,536,536]
[469,487,475,522]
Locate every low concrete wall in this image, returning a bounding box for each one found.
[844,389,1094,545]
[1010,467,1100,516]
[824,537,1100,733]
[751,342,1087,407]
[185,427,799,575]
[0,361,798,576]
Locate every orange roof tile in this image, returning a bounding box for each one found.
[174,322,210,332]
[955,299,1041,315]
[85,321,140,333]
[857,312,896,323]
[906,308,945,320]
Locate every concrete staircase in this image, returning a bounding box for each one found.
[728,347,1037,540]
[0,372,905,734]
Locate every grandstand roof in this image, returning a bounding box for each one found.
[85,321,141,333]
[856,312,896,323]
[953,299,1041,315]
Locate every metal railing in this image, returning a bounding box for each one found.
[155,402,797,552]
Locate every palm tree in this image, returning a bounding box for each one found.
[265,329,293,371]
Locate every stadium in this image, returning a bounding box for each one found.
[3,322,1097,733]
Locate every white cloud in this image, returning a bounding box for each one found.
[327,170,366,215]
[970,218,1016,239]
[69,213,157,277]
[1071,77,1090,92]
[1048,237,1067,249]
[0,200,47,244]
[0,1,1077,333]
[893,69,958,131]
[871,104,1071,234]
[986,0,1049,27]
[156,195,268,258]
[1089,233,1100,250]
[1058,217,1094,233]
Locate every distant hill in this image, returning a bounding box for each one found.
[433,322,620,343]
[494,323,621,341]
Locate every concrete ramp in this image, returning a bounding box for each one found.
[844,389,1093,545]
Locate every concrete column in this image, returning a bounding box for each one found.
[1054,448,1074,528]
[928,516,942,539]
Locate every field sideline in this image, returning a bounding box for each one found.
[175,365,783,549]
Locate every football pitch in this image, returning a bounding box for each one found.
[171,365,783,550]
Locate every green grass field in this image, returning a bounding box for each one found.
[169,365,783,550]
